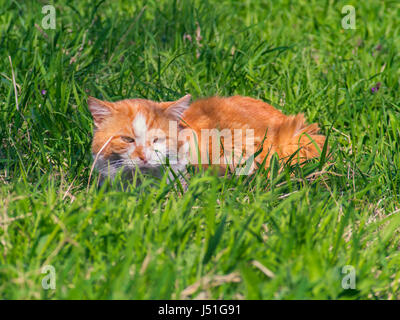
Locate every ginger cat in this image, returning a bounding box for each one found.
[88,95,326,183]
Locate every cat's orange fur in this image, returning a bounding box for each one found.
[88,95,326,180]
[167,96,325,166]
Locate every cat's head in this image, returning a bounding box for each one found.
[88,95,191,178]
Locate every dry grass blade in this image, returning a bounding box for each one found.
[252,260,275,278]
[180,272,241,299]
[8,56,19,111]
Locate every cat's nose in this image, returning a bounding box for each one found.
[139,154,147,163]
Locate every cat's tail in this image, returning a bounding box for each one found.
[272,113,326,163]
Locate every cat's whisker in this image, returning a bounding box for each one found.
[87,135,114,191]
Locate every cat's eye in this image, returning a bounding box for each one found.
[121,136,135,143]
[153,137,165,144]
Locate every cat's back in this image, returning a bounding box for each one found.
[182,95,286,131]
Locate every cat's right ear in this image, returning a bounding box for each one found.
[88,97,113,128]
[162,94,192,120]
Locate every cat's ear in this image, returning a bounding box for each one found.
[88,97,113,128]
[163,94,191,120]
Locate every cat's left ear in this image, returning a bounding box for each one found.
[162,94,191,120]
[88,97,114,128]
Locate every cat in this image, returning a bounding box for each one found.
[88,94,326,184]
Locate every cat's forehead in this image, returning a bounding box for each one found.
[111,99,167,130]
[111,99,160,120]
[113,99,157,114]
[132,112,147,141]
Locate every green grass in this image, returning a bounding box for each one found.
[1,0,400,299]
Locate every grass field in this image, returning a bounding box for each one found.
[1,0,400,299]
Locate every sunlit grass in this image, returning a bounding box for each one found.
[0,0,399,299]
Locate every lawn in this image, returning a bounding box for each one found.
[0,0,399,299]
